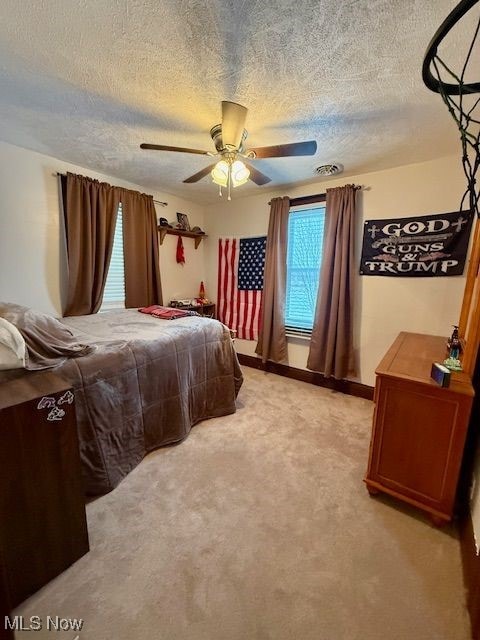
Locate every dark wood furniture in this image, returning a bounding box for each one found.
[192,302,215,318]
[170,303,216,318]
[0,547,13,640]
[365,332,474,525]
[0,371,89,615]
[157,226,207,249]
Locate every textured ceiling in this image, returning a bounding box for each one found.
[0,0,478,203]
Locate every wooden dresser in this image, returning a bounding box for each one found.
[0,371,89,615]
[365,332,474,525]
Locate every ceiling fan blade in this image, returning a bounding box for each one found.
[183,164,216,183]
[221,101,248,149]
[244,163,272,186]
[140,143,210,155]
[250,140,317,158]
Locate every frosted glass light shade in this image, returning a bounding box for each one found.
[231,160,250,187]
[211,160,229,187]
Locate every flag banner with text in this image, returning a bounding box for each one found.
[359,211,473,277]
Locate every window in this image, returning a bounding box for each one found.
[285,204,326,332]
[100,204,125,311]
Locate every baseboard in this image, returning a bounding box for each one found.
[237,353,374,400]
[460,511,480,639]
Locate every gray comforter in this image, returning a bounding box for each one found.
[57,310,243,495]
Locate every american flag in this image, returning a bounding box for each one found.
[217,237,266,340]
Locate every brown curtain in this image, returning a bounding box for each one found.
[255,196,290,364]
[63,173,120,316]
[307,185,357,379]
[119,189,163,308]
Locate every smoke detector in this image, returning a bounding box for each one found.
[315,163,343,177]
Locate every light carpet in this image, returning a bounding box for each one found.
[15,366,470,640]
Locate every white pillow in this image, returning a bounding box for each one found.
[0,316,26,370]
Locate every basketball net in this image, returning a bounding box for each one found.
[423,0,480,217]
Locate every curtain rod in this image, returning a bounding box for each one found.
[53,172,168,207]
[268,185,363,206]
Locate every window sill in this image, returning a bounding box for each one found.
[285,329,312,341]
[99,302,125,313]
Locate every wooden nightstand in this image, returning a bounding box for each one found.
[365,332,474,525]
[194,303,215,318]
[0,371,89,612]
[170,303,216,318]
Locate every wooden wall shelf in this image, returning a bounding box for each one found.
[157,227,207,249]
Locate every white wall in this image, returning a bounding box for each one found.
[154,207,207,307]
[204,154,469,388]
[0,140,206,315]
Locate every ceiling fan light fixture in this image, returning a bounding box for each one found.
[211,158,250,199]
[141,101,317,198]
[211,160,229,187]
[231,160,250,187]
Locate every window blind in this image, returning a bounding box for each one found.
[285,206,325,331]
[100,204,125,310]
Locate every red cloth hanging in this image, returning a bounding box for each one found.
[176,236,185,264]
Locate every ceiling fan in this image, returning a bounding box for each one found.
[140,101,317,200]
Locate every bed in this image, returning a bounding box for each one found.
[0,305,243,496]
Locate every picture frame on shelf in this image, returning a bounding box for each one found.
[176,212,190,231]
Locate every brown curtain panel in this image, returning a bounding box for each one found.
[119,189,163,308]
[255,196,290,364]
[63,173,120,316]
[307,185,357,379]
